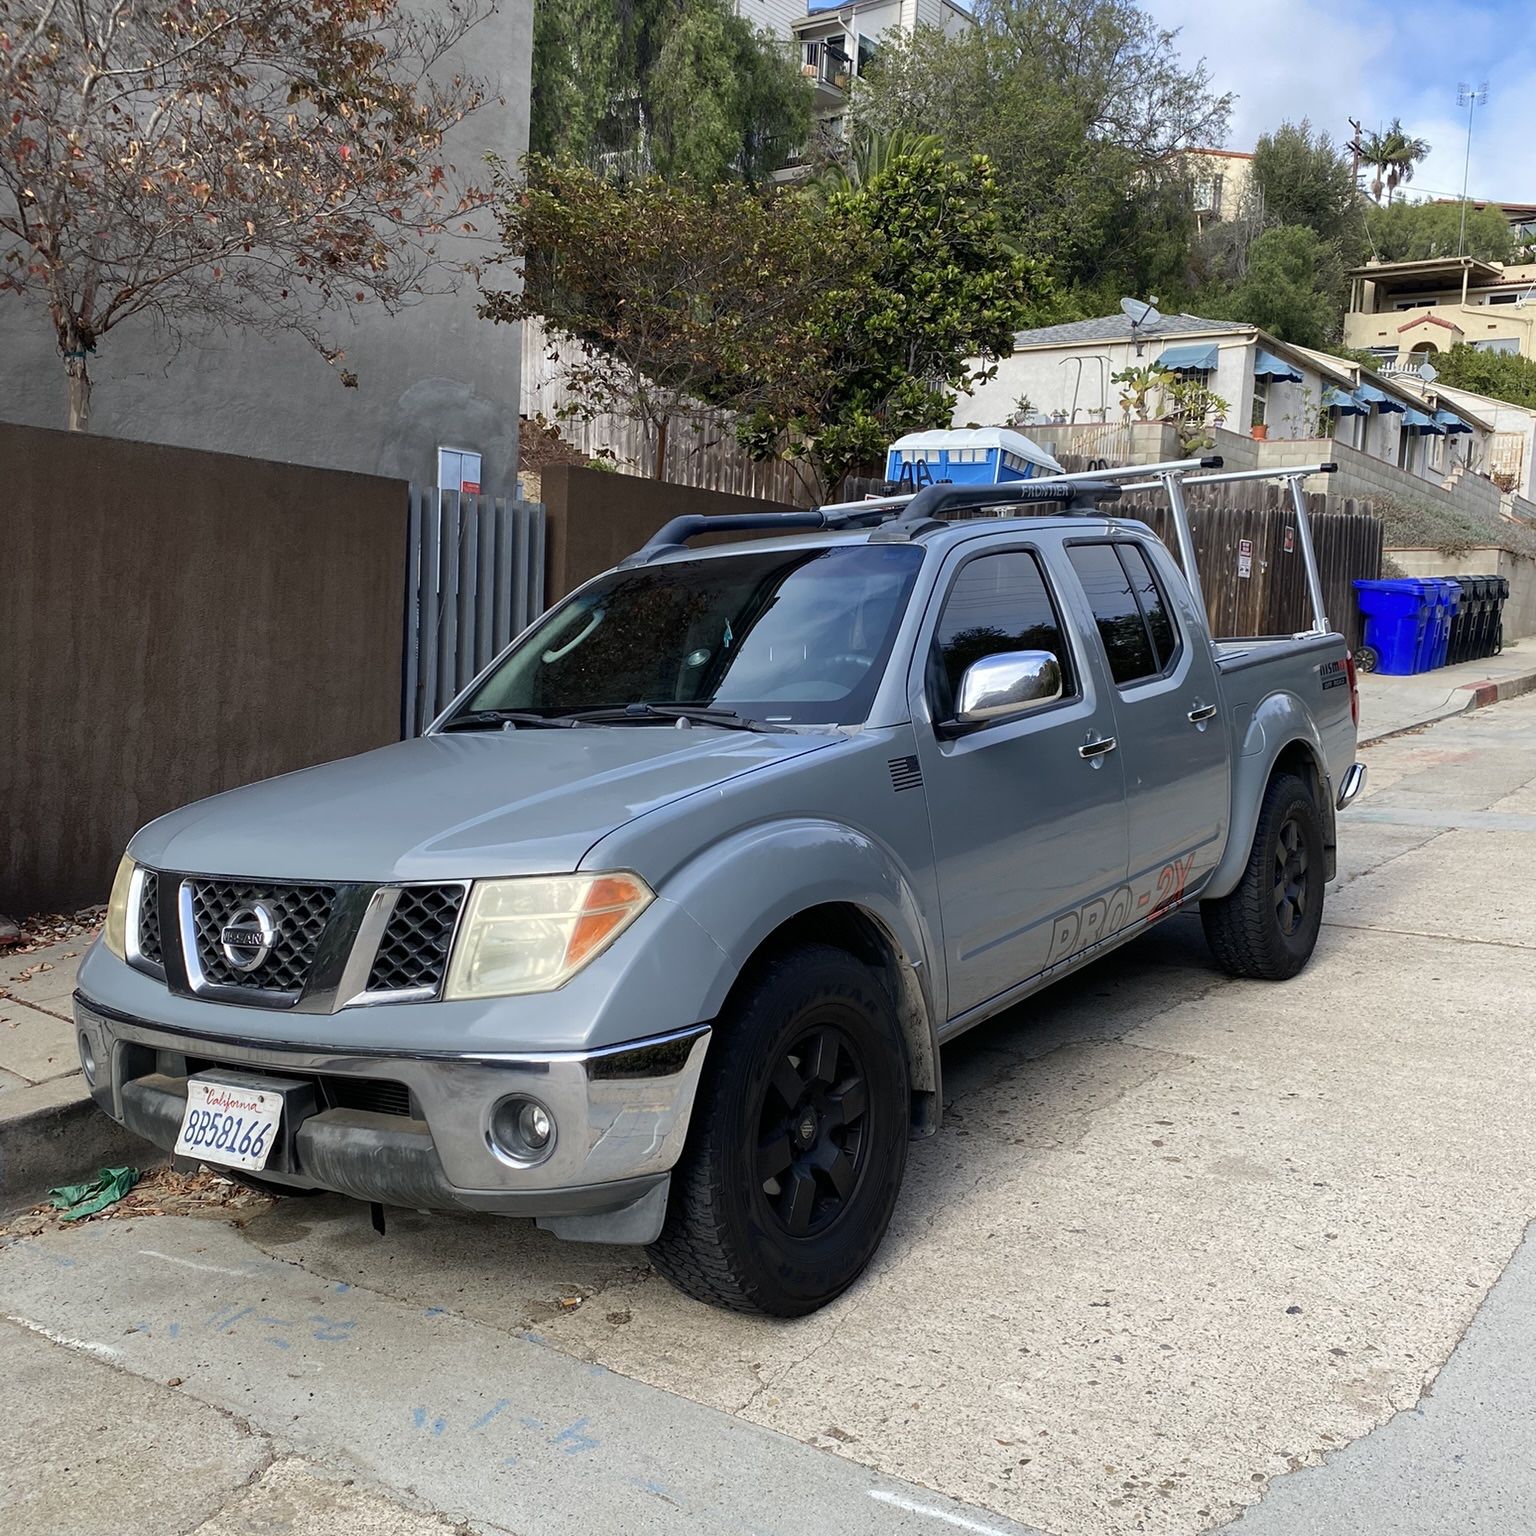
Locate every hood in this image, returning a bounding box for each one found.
[130,728,834,882]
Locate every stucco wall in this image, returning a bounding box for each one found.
[0,0,533,496]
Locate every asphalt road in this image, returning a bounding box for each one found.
[5,693,1536,1536]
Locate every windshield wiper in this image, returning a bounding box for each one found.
[557,703,778,733]
[439,709,584,731]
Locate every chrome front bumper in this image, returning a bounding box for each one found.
[74,994,710,1242]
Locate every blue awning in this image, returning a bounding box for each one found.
[1323,386,1368,415]
[1156,342,1219,372]
[1253,349,1303,382]
[1356,383,1405,414]
[1434,408,1473,434]
[1402,408,1446,434]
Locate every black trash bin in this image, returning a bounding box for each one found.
[1460,576,1487,662]
[1466,575,1494,660]
[1446,579,1473,664]
[1491,576,1511,656]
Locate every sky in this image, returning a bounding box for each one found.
[1144,0,1536,207]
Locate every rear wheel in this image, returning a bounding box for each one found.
[647,943,909,1316]
[1201,771,1325,980]
[1354,645,1379,674]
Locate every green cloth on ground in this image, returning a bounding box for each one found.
[48,1166,140,1222]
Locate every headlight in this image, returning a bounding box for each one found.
[444,873,654,999]
[103,854,136,959]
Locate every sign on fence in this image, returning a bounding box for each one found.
[405,487,546,736]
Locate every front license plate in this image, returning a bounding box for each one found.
[174,1080,282,1171]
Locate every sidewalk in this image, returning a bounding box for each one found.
[0,932,143,1213]
[1358,642,1536,744]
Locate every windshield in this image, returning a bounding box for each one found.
[450,543,925,727]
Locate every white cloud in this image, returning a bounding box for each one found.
[1145,0,1536,206]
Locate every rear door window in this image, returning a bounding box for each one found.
[1118,543,1181,670]
[1067,543,1157,684]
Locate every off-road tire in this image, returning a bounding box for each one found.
[647,943,909,1316]
[1201,771,1326,981]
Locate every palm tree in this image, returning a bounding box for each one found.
[1382,117,1431,200]
[1360,120,1431,202]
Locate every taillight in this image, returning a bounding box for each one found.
[1345,651,1360,728]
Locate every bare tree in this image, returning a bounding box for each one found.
[0,0,490,429]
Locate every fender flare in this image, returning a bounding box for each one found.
[1204,691,1335,900]
[660,818,945,1125]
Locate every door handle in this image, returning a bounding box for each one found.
[1078,736,1118,759]
[1187,704,1219,723]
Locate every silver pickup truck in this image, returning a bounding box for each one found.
[76,459,1363,1315]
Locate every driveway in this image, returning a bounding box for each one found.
[5,694,1536,1536]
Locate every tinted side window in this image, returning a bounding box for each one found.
[1067,543,1157,684]
[1119,543,1180,669]
[931,550,1074,715]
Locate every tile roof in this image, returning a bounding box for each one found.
[1011,313,1251,348]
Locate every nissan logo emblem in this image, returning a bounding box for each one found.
[219,902,279,971]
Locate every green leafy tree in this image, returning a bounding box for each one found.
[1208,225,1345,348]
[1366,197,1514,264]
[529,0,808,186]
[745,141,1046,498]
[1432,343,1536,410]
[850,0,1229,304]
[481,157,854,479]
[1250,120,1364,264]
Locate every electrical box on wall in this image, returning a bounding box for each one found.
[437,446,483,496]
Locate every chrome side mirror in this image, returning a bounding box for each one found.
[955,651,1063,725]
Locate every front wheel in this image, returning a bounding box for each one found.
[647,943,910,1316]
[1201,771,1326,980]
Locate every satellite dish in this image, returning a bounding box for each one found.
[1418,361,1439,382]
[1120,296,1162,328]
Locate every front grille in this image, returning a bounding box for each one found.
[188,881,338,995]
[138,871,164,967]
[365,884,465,994]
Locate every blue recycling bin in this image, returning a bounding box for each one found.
[1354,579,1433,675]
[1412,578,1452,672]
[1432,580,1459,668]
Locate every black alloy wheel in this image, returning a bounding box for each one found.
[756,1025,869,1239]
[647,943,910,1316]
[1273,811,1311,938]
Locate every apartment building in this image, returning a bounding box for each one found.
[1344,256,1536,365]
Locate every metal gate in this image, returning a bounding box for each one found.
[405,487,546,736]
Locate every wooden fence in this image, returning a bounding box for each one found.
[1109,479,1382,652]
[520,317,816,506]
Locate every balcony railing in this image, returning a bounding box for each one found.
[801,40,851,90]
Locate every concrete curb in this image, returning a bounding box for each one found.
[0,1075,155,1216]
[1461,667,1536,711]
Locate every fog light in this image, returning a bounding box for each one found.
[489,1095,556,1164]
[78,1032,97,1085]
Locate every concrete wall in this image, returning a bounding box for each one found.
[1,423,408,913]
[0,1,533,496]
[541,465,794,601]
[1388,547,1536,642]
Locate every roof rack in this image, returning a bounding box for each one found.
[621,456,1221,568]
[617,453,1336,639]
